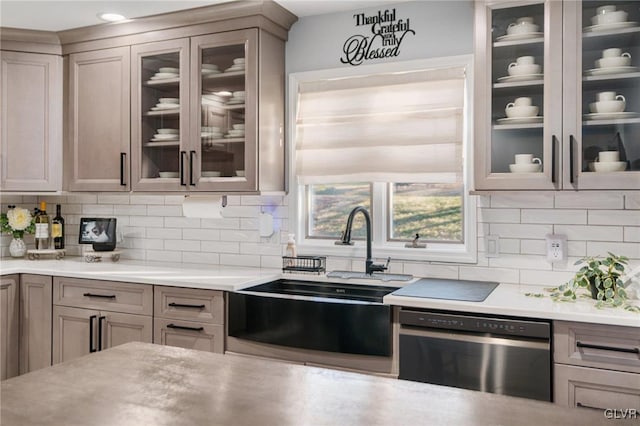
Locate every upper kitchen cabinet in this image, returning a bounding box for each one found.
[475,0,563,190]
[0,29,62,192]
[66,46,130,191]
[475,0,640,190]
[563,0,640,190]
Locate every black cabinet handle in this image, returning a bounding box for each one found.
[569,135,575,184]
[167,323,204,332]
[577,402,603,411]
[577,341,640,354]
[168,302,205,309]
[98,316,105,351]
[120,153,127,186]
[89,315,97,353]
[551,135,557,185]
[189,150,196,186]
[180,151,187,186]
[83,293,116,299]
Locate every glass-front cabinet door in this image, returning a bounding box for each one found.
[131,39,190,191]
[475,0,563,190]
[564,0,640,189]
[190,29,258,192]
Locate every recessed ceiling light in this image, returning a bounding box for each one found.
[98,12,126,22]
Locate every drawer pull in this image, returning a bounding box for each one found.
[167,323,204,332]
[576,341,640,354]
[168,302,205,309]
[84,293,116,299]
[89,315,97,353]
[577,402,603,411]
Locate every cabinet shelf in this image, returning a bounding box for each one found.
[582,117,640,126]
[203,137,245,143]
[145,109,180,116]
[582,71,640,83]
[493,37,544,48]
[492,122,544,130]
[145,78,180,87]
[582,25,640,39]
[493,79,544,89]
[144,141,180,148]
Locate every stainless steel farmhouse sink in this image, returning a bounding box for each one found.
[228,279,400,357]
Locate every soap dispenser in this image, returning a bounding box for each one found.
[285,234,297,259]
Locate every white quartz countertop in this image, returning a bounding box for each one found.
[1,257,638,327]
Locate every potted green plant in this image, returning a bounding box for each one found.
[544,253,638,312]
[1,205,35,258]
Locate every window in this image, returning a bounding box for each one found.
[289,57,476,263]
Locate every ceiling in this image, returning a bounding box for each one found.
[0,0,401,32]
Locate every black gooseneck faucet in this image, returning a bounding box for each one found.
[335,206,388,275]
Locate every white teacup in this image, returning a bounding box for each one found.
[514,97,532,106]
[516,56,535,65]
[593,10,628,25]
[597,91,619,101]
[603,48,622,58]
[515,154,542,165]
[596,151,620,162]
[597,53,631,68]
[597,5,617,15]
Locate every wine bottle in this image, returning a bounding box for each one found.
[34,201,50,250]
[52,204,65,249]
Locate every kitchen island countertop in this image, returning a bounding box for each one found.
[0,342,622,426]
[1,257,638,327]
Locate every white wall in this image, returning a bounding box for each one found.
[1,1,639,289]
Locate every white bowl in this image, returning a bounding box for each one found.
[509,163,542,173]
[593,161,627,172]
[232,91,246,98]
[505,105,539,118]
[596,56,631,68]
[235,170,245,177]
[507,23,539,35]
[202,171,222,177]
[159,171,179,178]
[233,58,246,65]
[589,100,625,113]
[233,124,245,130]
[157,128,178,134]
[158,97,179,104]
[592,10,628,26]
[507,64,541,76]
[158,67,179,74]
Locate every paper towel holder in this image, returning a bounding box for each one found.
[184,194,227,207]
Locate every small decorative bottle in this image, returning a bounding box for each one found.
[285,234,296,266]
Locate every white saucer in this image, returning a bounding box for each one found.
[509,164,542,173]
[201,69,221,74]
[201,132,223,138]
[224,66,245,73]
[590,161,627,172]
[153,103,180,109]
[497,74,544,82]
[149,138,179,143]
[584,66,639,76]
[583,112,638,120]
[495,32,543,42]
[152,134,179,140]
[584,21,638,33]
[150,75,178,80]
[497,116,543,124]
[226,100,245,105]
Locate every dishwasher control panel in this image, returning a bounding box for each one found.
[399,310,550,339]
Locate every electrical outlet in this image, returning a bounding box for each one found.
[546,234,567,263]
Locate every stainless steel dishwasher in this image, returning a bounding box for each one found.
[399,309,551,401]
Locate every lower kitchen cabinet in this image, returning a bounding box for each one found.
[554,320,640,410]
[52,277,153,364]
[20,274,52,374]
[0,275,19,380]
[153,286,224,353]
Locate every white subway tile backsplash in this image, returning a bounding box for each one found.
[588,210,640,226]
[518,269,575,287]
[240,243,283,256]
[146,250,182,263]
[521,209,587,225]
[459,266,519,284]
[625,193,640,210]
[491,193,554,208]
[478,208,520,223]
[219,253,261,267]
[490,223,552,239]
[164,195,185,205]
[130,216,165,228]
[82,204,114,215]
[201,218,240,229]
[66,194,98,204]
[164,217,201,228]
[129,195,166,205]
[201,241,240,254]
[164,239,201,252]
[261,255,282,269]
[182,229,220,241]
[151,205,183,217]
[555,192,624,209]
[146,228,182,240]
[220,205,261,218]
[219,230,259,243]
[553,225,623,242]
[488,254,552,271]
[98,194,130,205]
[586,242,640,258]
[402,263,459,279]
[240,218,259,230]
[624,227,640,242]
[520,239,546,255]
[182,251,220,265]
[114,205,147,216]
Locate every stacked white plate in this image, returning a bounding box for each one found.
[225,123,245,138]
[226,91,245,105]
[151,128,179,142]
[150,67,179,80]
[201,126,223,139]
[151,97,179,111]
[225,57,246,73]
[202,64,221,75]
[202,93,225,106]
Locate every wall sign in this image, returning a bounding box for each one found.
[340,8,415,66]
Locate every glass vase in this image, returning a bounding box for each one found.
[9,237,27,258]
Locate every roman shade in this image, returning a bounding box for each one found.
[295,66,466,184]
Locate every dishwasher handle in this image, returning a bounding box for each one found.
[400,326,550,351]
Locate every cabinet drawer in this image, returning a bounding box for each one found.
[555,364,640,410]
[154,286,224,324]
[53,277,152,316]
[153,318,223,354]
[554,321,640,374]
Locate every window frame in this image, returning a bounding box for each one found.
[288,56,476,264]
